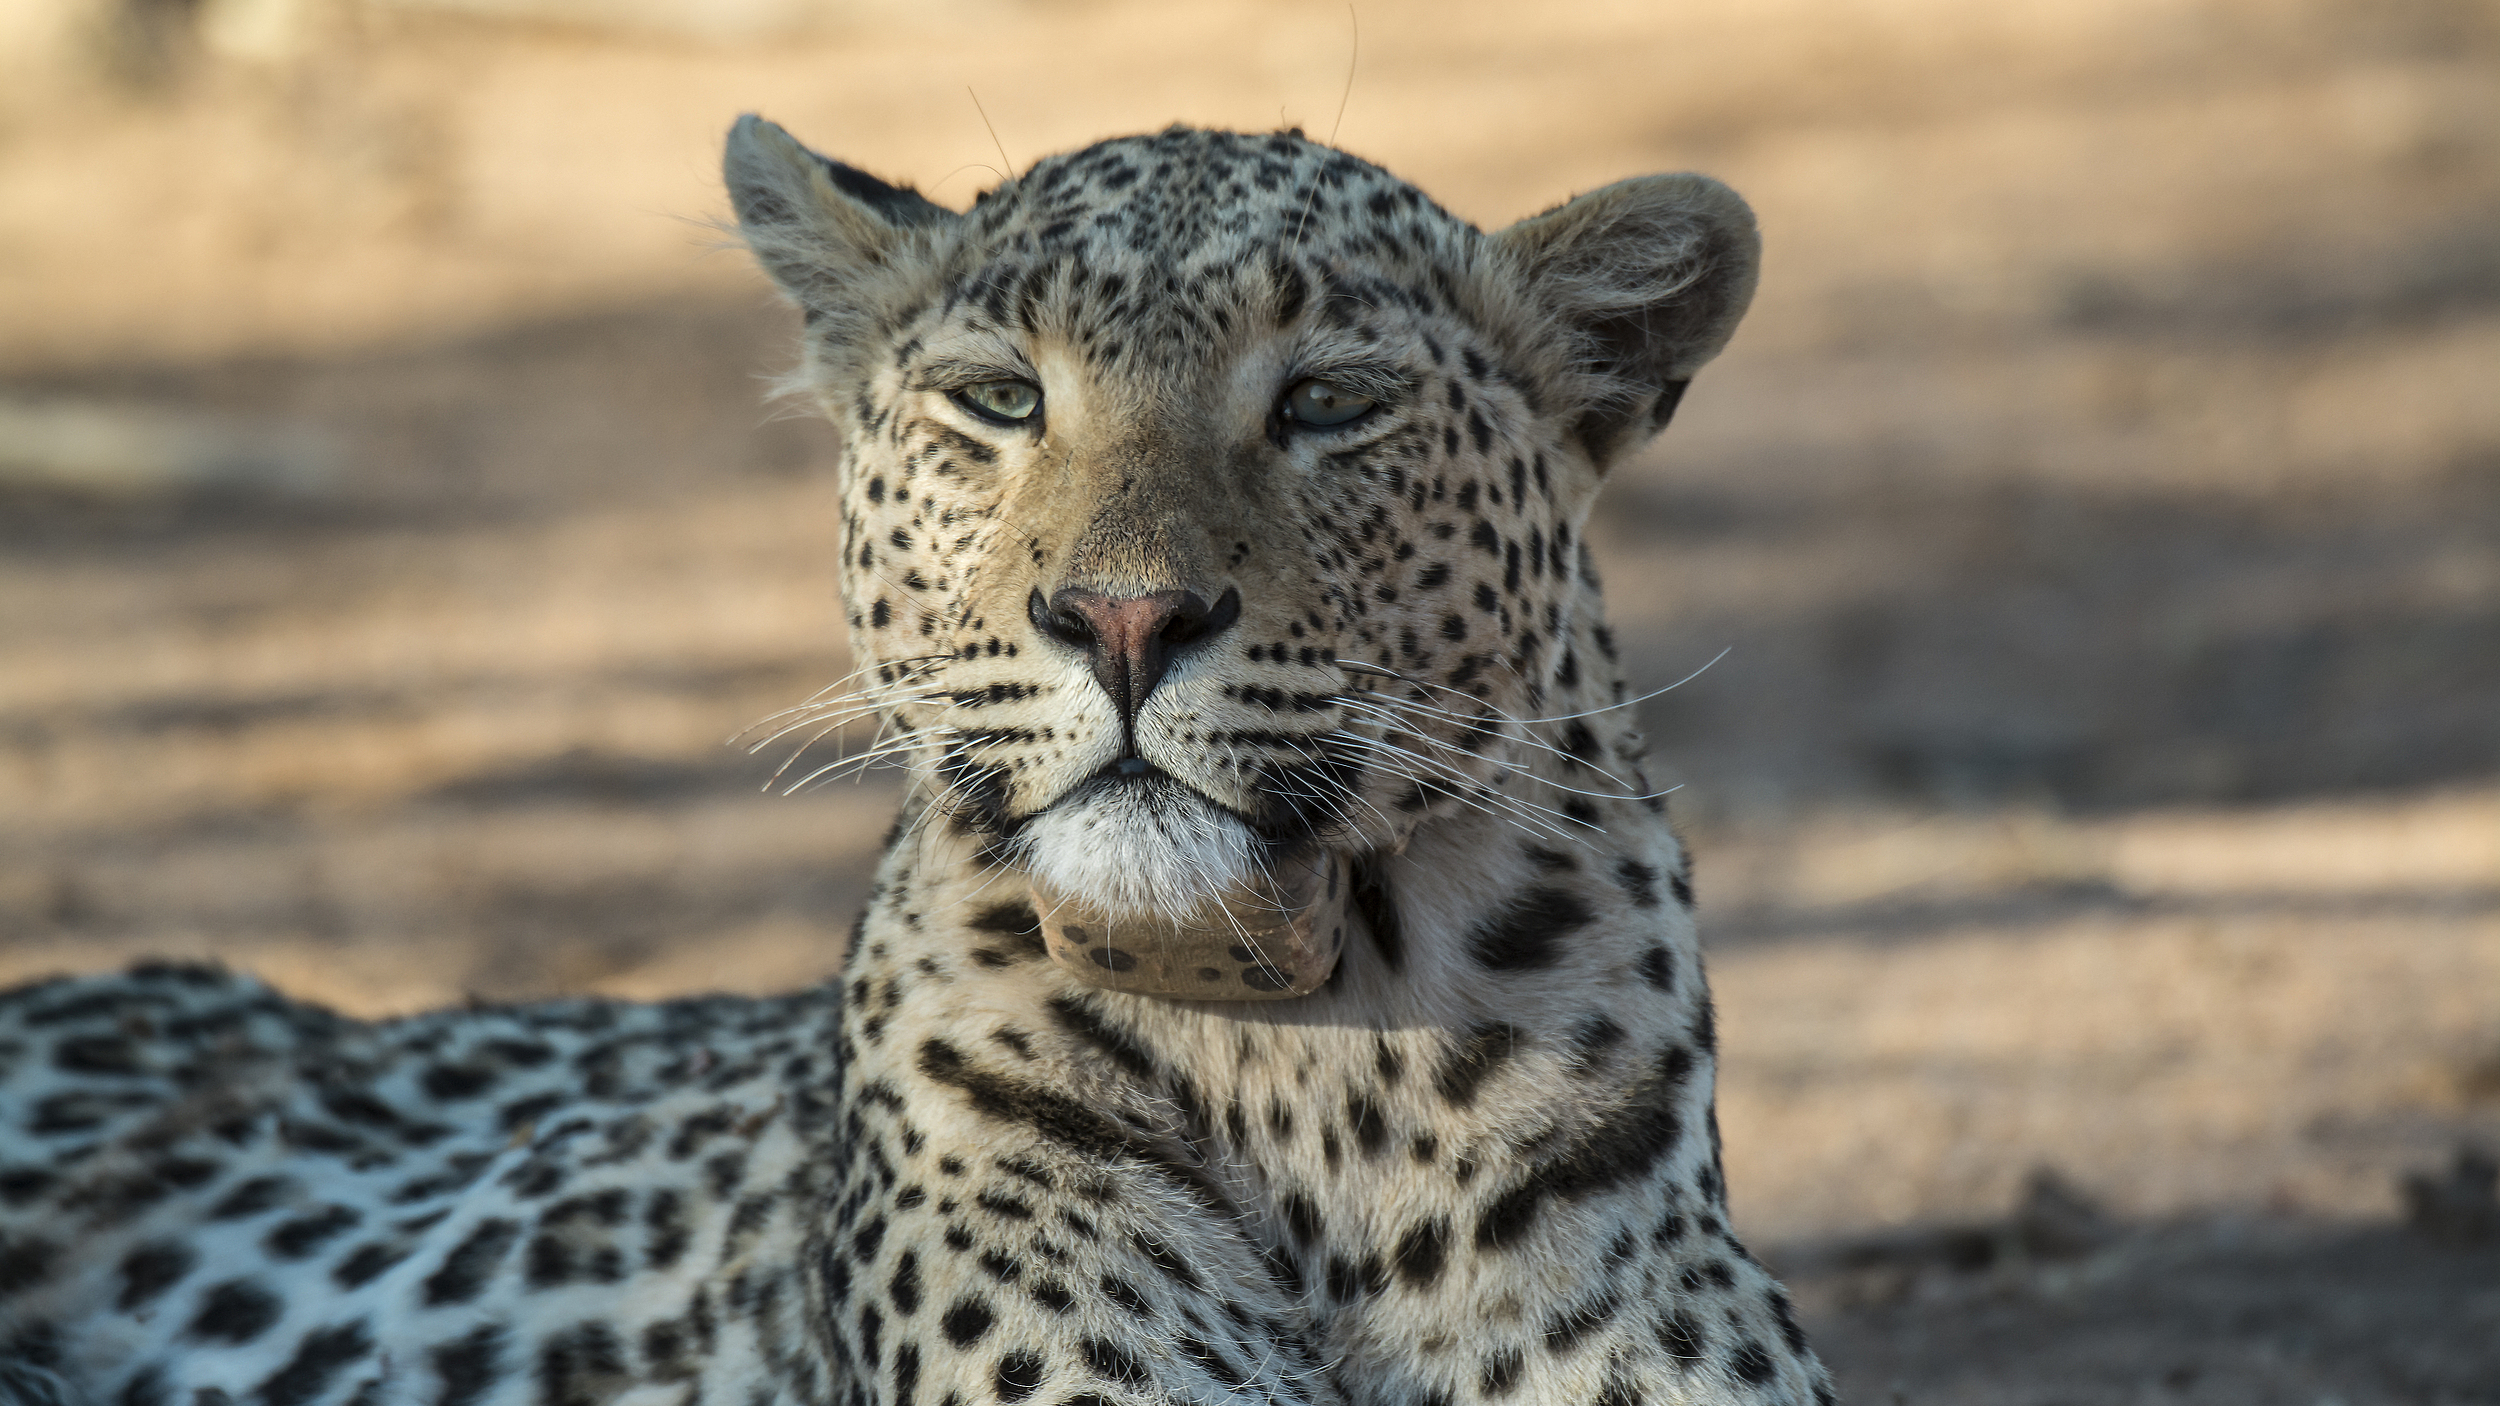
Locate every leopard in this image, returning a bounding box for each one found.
[0,117,1832,1406]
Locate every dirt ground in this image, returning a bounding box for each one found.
[2,0,2497,1398]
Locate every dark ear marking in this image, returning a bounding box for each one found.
[812,155,955,231]
[1648,380,1689,433]
[1349,857,1403,971]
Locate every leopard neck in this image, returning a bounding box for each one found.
[829,574,1743,1385]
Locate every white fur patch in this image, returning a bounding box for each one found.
[1014,778,1262,921]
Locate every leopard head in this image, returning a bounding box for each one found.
[727,117,1756,929]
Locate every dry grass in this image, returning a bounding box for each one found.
[2,0,2496,1396]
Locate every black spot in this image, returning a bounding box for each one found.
[1637,946,1675,993]
[1612,857,1661,908]
[941,1296,996,1347]
[1729,1342,1776,1385]
[319,1089,403,1131]
[265,1205,362,1261]
[974,1191,1032,1221]
[1391,1217,1448,1288]
[52,1034,144,1075]
[1373,1040,1404,1087]
[1468,886,1594,970]
[535,1322,628,1406]
[1557,720,1600,763]
[1571,1017,1627,1067]
[497,1091,566,1135]
[915,1043,1218,1210]
[1594,1378,1643,1406]
[415,1214,515,1307]
[0,1167,55,1208]
[1542,1292,1621,1354]
[1349,858,1403,971]
[119,1367,168,1406]
[253,1319,372,1406]
[1132,1232,1202,1290]
[187,1279,283,1345]
[1681,1260,1736,1293]
[1770,1288,1809,1354]
[1473,1184,1543,1251]
[893,1344,922,1406]
[1670,870,1696,907]
[28,1091,118,1134]
[330,1240,414,1289]
[1435,1023,1520,1107]
[1081,1338,1150,1388]
[1476,1043,1697,1251]
[1043,997,1159,1082]
[1480,1349,1523,1397]
[0,1236,56,1298]
[1657,1310,1707,1362]
[422,1064,496,1101]
[967,903,1047,965]
[639,1318,688,1374]
[992,1350,1046,1402]
[483,1038,557,1068]
[116,1240,196,1312]
[644,1189,690,1272]
[889,1251,923,1315]
[1345,1093,1390,1157]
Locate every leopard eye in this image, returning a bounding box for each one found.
[1280,378,1375,428]
[956,379,1042,425]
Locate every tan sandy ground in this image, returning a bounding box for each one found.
[3,0,2497,1398]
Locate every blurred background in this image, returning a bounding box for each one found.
[2,0,2495,1396]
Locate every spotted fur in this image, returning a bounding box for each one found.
[0,120,1826,1405]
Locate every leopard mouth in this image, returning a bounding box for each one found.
[1010,769,1266,922]
[1012,768,1348,999]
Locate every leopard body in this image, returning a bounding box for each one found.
[0,119,1827,1406]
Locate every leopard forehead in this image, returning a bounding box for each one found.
[971,126,1462,264]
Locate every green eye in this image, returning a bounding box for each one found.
[1281,378,1376,428]
[957,379,1042,424]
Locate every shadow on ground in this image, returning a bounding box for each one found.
[1783,1200,2500,1404]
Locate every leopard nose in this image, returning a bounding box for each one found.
[1028,585,1242,725]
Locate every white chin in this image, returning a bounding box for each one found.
[1015,779,1262,922]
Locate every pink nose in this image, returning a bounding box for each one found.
[1027,585,1241,725]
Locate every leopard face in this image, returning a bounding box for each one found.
[729,121,1756,923]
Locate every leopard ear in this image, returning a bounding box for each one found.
[724,114,958,318]
[1494,173,1759,466]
